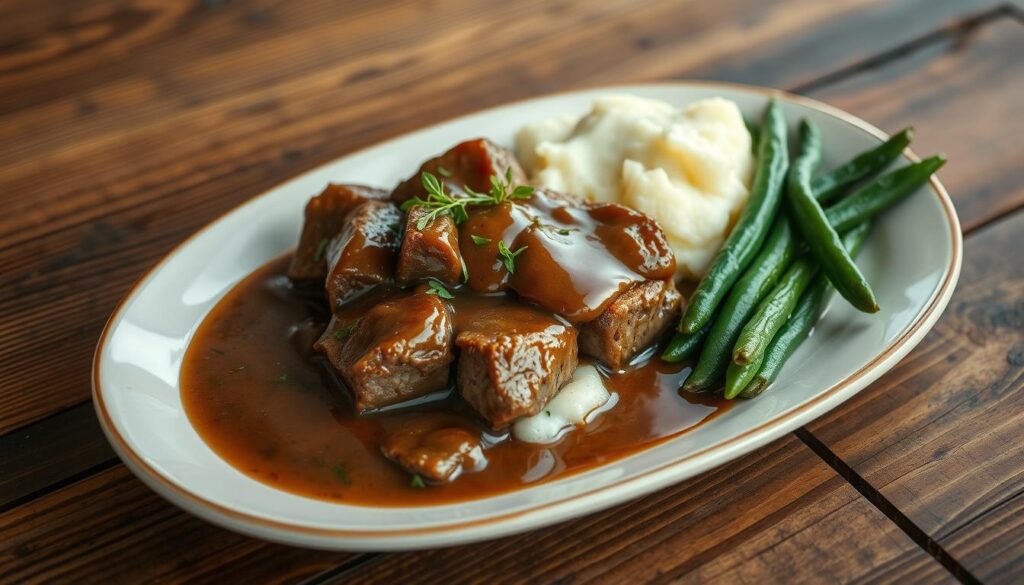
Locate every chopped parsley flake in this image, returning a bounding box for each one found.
[331,464,351,485]
[333,324,355,341]
[313,238,329,262]
[425,279,454,299]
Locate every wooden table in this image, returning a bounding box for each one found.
[1,1,1021,582]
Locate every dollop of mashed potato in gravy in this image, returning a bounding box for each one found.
[513,365,614,444]
[516,95,754,278]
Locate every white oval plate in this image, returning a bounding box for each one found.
[93,82,961,551]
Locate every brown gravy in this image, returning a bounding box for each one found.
[181,256,731,506]
[457,189,676,322]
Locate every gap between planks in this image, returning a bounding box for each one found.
[0,5,1020,582]
[794,429,983,585]
[298,8,1024,581]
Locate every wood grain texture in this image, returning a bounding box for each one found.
[0,466,354,584]
[0,0,1018,583]
[5,3,1017,506]
[324,437,949,584]
[810,17,1024,232]
[0,437,950,584]
[0,0,998,434]
[0,402,114,510]
[797,17,1024,583]
[805,197,1024,581]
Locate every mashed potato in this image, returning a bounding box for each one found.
[512,365,614,444]
[515,95,754,278]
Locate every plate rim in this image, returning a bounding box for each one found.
[91,79,962,549]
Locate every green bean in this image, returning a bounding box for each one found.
[679,100,789,334]
[662,323,710,362]
[679,138,921,388]
[681,218,797,390]
[735,157,942,396]
[787,120,878,314]
[744,117,760,154]
[825,156,946,233]
[812,128,913,203]
[740,223,872,398]
[725,352,763,399]
[680,155,944,387]
[732,255,817,365]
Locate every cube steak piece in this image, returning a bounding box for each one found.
[324,200,402,309]
[395,206,464,287]
[391,138,527,205]
[455,303,578,429]
[381,421,486,482]
[314,290,454,411]
[578,279,683,370]
[288,184,389,283]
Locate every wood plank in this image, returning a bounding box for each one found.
[320,436,950,584]
[5,8,1018,503]
[0,466,354,584]
[0,437,951,584]
[0,0,1000,433]
[804,208,1024,583]
[796,17,1024,582]
[0,0,994,161]
[808,17,1024,231]
[0,1,1015,582]
[0,402,115,510]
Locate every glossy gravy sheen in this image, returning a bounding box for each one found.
[457,190,676,322]
[181,256,731,506]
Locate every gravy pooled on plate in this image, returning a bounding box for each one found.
[181,138,730,504]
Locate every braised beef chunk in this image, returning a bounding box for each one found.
[288,184,389,283]
[586,203,676,279]
[314,290,454,411]
[455,303,578,429]
[381,420,486,482]
[497,190,676,322]
[457,201,533,293]
[579,279,683,369]
[395,206,464,286]
[324,200,402,308]
[391,138,527,205]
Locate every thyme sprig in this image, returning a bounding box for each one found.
[400,168,535,230]
[465,167,534,205]
[400,172,491,229]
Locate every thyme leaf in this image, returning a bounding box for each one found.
[333,324,355,341]
[425,279,454,299]
[497,241,528,274]
[401,171,492,230]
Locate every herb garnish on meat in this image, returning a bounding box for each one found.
[401,168,535,230]
[425,279,454,299]
[497,241,528,274]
